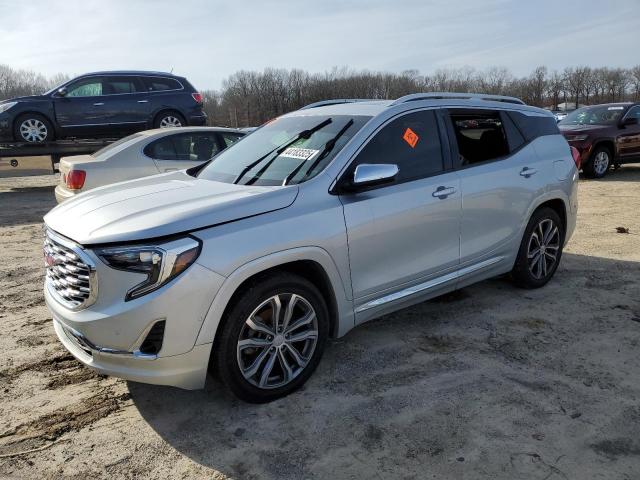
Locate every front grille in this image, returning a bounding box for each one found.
[44,230,97,310]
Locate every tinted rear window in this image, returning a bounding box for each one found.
[142,77,182,91]
[508,111,559,141]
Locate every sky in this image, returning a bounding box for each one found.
[1,0,639,90]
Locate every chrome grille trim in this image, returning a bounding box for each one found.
[44,229,98,310]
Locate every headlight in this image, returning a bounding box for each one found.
[96,237,201,301]
[0,102,17,114]
[565,134,588,142]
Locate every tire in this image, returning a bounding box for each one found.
[13,113,55,143]
[511,207,564,289]
[153,111,185,128]
[214,273,329,403]
[583,145,611,179]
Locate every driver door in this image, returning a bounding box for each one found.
[54,76,108,135]
[338,109,461,322]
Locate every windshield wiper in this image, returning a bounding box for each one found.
[233,118,332,185]
[283,119,354,186]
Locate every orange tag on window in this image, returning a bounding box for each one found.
[402,128,419,148]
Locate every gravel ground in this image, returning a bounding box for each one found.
[1,167,639,479]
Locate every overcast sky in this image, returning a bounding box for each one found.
[1,0,638,90]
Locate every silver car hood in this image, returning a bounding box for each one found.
[44,171,298,245]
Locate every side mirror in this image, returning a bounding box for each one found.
[620,117,638,127]
[56,87,67,97]
[351,163,399,189]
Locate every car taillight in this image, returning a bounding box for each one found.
[570,146,581,169]
[191,92,203,104]
[66,170,86,190]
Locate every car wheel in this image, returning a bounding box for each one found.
[154,111,185,128]
[214,273,329,403]
[14,114,54,143]
[511,207,564,289]
[583,146,611,179]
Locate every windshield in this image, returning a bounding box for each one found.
[196,115,371,186]
[559,105,628,126]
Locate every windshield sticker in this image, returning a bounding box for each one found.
[608,106,624,110]
[280,147,319,161]
[402,128,419,148]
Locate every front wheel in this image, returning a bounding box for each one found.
[583,146,611,178]
[14,114,54,143]
[214,273,329,403]
[511,207,564,289]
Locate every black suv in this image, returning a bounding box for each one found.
[0,71,206,143]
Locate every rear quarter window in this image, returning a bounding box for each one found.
[142,77,182,92]
[507,111,559,141]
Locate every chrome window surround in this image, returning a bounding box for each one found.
[50,74,185,98]
[44,229,98,311]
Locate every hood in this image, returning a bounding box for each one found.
[559,124,608,134]
[1,94,48,103]
[44,171,299,245]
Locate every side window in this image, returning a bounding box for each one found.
[448,110,510,166]
[508,111,559,141]
[221,132,243,147]
[104,76,140,95]
[66,77,103,97]
[142,77,182,92]
[626,106,640,120]
[144,133,220,161]
[349,110,444,184]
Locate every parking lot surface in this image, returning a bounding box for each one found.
[1,167,639,479]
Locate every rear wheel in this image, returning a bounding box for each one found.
[511,207,564,289]
[153,111,185,128]
[583,146,611,178]
[214,273,329,403]
[14,114,54,143]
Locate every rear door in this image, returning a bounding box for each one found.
[144,131,224,172]
[338,109,461,319]
[447,108,547,267]
[100,76,150,127]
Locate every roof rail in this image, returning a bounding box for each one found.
[299,99,372,110]
[391,92,526,106]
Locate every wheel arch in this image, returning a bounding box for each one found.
[591,139,616,159]
[195,247,354,349]
[151,108,186,127]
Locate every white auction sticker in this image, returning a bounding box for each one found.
[608,106,624,110]
[280,147,319,160]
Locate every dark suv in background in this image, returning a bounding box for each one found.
[0,71,206,143]
[559,102,640,178]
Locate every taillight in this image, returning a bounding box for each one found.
[570,146,581,169]
[191,92,203,104]
[66,170,86,190]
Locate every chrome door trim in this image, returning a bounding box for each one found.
[355,256,504,313]
[60,120,146,128]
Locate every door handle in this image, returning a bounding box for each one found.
[93,102,104,106]
[520,167,538,178]
[432,186,456,199]
[137,100,149,103]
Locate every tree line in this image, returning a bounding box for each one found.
[2,63,639,127]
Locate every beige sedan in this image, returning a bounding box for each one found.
[55,127,245,202]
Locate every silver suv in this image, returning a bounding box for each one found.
[44,93,578,402]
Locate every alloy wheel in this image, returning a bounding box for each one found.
[159,116,182,128]
[527,218,560,280]
[593,151,609,176]
[236,293,318,389]
[19,118,48,142]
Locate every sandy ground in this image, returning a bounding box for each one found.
[0,166,639,480]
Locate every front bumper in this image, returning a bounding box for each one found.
[45,248,225,389]
[53,318,212,389]
[0,112,13,140]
